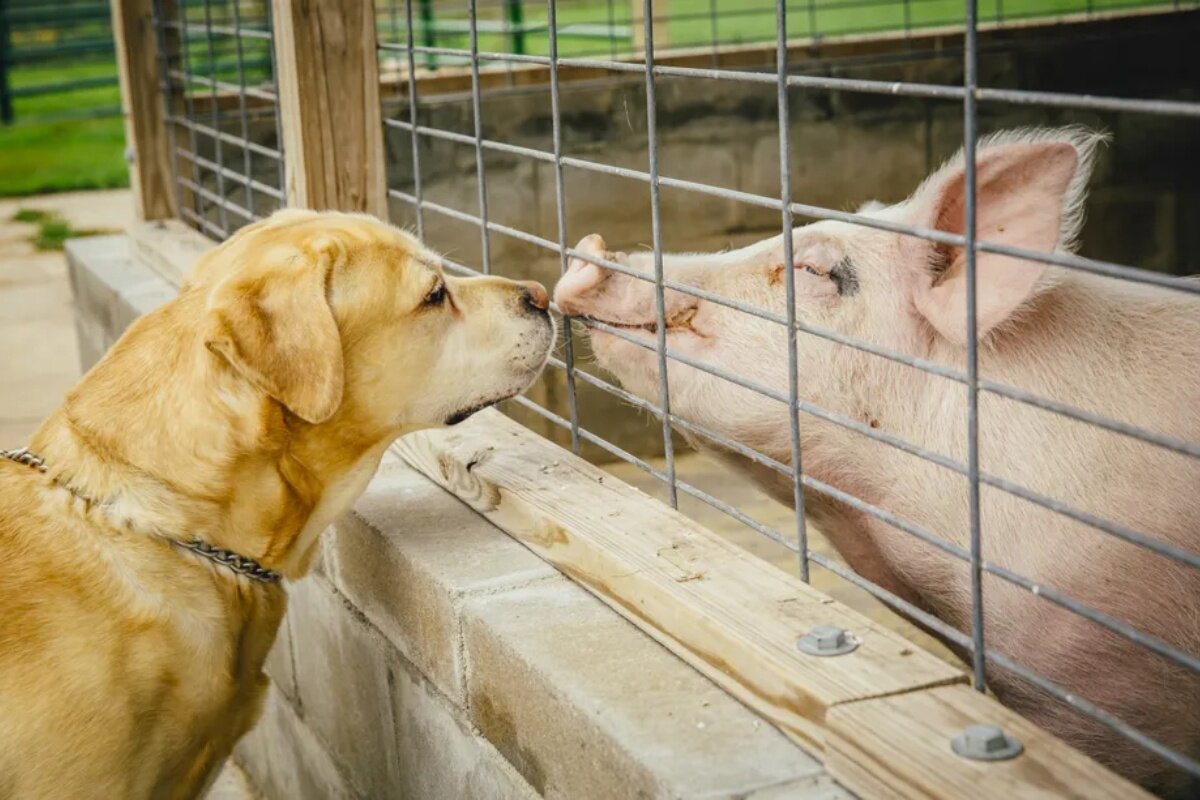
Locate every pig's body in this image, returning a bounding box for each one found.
[554,127,1200,795]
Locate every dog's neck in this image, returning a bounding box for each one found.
[29,295,398,580]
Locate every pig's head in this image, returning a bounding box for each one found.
[553,126,1103,459]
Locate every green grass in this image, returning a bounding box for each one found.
[0,56,129,197]
[10,207,113,251]
[0,0,1183,198]
[0,115,129,196]
[393,0,1176,59]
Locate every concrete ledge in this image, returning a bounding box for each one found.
[67,230,849,798]
[64,235,176,372]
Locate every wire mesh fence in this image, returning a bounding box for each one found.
[142,0,1200,792]
[372,0,1181,67]
[152,0,285,238]
[1,0,120,125]
[376,1,1200,791]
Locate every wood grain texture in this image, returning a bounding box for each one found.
[395,409,965,750]
[271,0,387,216]
[111,0,178,221]
[826,685,1154,800]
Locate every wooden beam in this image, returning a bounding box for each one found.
[397,409,1151,797]
[396,409,964,751]
[110,0,178,221]
[271,0,387,216]
[826,685,1155,800]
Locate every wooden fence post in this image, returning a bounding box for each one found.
[631,0,670,54]
[270,0,387,216]
[111,0,178,221]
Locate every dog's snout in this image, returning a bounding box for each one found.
[520,281,549,312]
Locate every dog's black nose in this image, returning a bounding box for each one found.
[520,280,549,312]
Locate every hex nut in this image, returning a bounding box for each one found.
[797,624,859,656]
[951,723,1024,761]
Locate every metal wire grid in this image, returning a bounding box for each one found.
[382,0,1200,778]
[370,0,1182,66]
[151,0,285,241]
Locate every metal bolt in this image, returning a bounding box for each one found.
[951,723,1024,761]
[797,624,859,657]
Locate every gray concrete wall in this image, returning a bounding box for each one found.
[65,235,850,800]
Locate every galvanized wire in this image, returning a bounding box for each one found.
[404,0,425,239]
[153,0,283,240]
[383,116,1200,464]
[415,243,1200,682]
[201,0,230,236]
[546,0,583,455]
[386,183,1200,572]
[641,0,679,509]
[775,0,811,582]
[368,2,1200,781]
[379,41,1200,118]
[467,0,492,273]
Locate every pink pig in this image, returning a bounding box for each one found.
[553,127,1200,795]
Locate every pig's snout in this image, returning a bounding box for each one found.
[554,234,612,317]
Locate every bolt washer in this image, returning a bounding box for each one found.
[796,625,859,657]
[951,723,1024,761]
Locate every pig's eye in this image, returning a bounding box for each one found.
[803,265,824,277]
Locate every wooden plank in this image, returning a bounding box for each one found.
[395,409,965,751]
[110,0,178,221]
[826,685,1154,800]
[271,0,387,215]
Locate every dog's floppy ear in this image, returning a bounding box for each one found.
[204,233,345,424]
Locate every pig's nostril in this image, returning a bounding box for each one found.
[520,280,549,312]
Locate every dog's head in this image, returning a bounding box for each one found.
[186,209,554,435]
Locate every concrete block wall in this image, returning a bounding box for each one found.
[66,235,852,799]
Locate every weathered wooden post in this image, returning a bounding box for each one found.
[110,0,178,220]
[270,0,387,216]
[631,0,670,54]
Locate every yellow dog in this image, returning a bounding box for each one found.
[0,210,554,798]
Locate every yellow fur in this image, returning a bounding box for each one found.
[0,210,553,798]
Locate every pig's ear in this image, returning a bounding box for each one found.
[908,127,1103,345]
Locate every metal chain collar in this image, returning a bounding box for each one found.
[2,448,282,585]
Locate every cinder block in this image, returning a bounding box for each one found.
[388,651,539,800]
[288,576,400,797]
[265,609,297,703]
[235,686,354,800]
[744,775,856,800]
[65,235,176,369]
[462,580,830,799]
[206,761,258,800]
[326,450,557,705]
